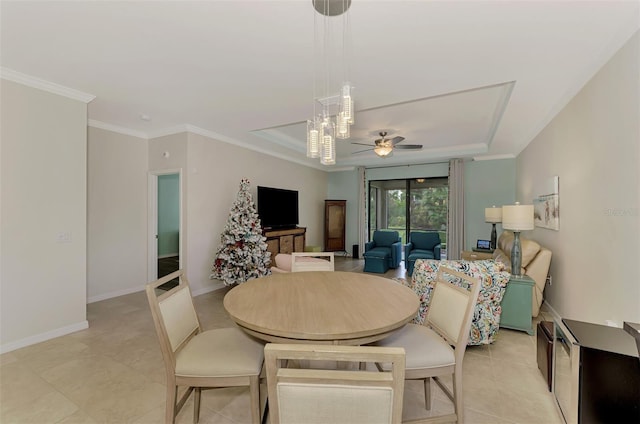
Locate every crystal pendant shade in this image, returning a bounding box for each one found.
[306,119,320,158]
[319,117,336,165]
[341,83,354,124]
[336,112,350,139]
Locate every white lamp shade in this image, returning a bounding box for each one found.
[502,203,534,231]
[485,206,502,223]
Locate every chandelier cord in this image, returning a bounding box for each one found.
[324,0,329,117]
[343,0,348,83]
[313,2,318,122]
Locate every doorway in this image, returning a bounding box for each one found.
[148,170,182,287]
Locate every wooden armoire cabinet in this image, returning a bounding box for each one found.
[324,200,346,253]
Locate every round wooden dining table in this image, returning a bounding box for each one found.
[223,271,420,345]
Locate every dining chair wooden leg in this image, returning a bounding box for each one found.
[453,371,463,424]
[193,387,201,424]
[166,385,178,424]
[250,375,261,424]
[424,377,432,410]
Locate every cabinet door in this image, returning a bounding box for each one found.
[266,239,279,260]
[294,235,305,252]
[280,235,294,254]
[325,200,346,251]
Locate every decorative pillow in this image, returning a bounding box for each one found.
[408,259,510,345]
[274,253,292,271]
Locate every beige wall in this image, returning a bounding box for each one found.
[84,128,329,300]
[517,32,640,325]
[87,127,148,302]
[147,131,328,295]
[185,132,327,294]
[1,80,88,352]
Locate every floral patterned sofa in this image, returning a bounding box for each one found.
[405,258,510,345]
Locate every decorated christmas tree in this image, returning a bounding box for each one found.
[210,179,271,286]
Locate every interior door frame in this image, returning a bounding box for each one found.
[148,168,183,282]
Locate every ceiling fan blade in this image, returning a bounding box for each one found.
[350,142,375,147]
[391,136,405,145]
[394,144,423,150]
[352,148,374,154]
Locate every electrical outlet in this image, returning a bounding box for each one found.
[546,275,552,286]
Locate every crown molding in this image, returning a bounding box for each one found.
[146,124,190,139]
[0,67,95,103]
[185,125,331,171]
[472,154,516,161]
[88,120,148,139]
[146,124,329,171]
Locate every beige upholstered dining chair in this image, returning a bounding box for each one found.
[264,343,406,424]
[373,267,480,424]
[145,270,264,424]
[290,251,335,272]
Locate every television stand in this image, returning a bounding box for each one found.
[263,227,306,259]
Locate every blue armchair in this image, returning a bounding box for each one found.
[363,230,403,273]
[404,231,441,276]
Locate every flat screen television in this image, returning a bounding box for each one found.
[257,186,299,229]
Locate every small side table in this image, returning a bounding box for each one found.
[500,274,534,335]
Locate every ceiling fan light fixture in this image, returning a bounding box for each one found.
[374,146,393,157]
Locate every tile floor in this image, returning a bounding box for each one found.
[0,257,563,423]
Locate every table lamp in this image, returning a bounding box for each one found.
[485,206,502,250]
[502,202,534,277]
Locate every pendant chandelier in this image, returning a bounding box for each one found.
[306,0,354,166]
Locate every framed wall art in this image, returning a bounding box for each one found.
[533,176,559,230]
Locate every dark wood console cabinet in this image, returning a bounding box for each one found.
[324,200,346,253]
[553,318,639,424]
[263,227,306,259]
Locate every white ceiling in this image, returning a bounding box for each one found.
[1,1,638,170]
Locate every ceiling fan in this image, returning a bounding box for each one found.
[351,132,423,157]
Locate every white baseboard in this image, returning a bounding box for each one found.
[87,285,145,304]
[4,281,232,354]
[192,280,225,296]
[1,320,89,354]
[87,280,225,304]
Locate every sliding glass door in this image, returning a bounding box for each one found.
[408,178,448,247]
[369,177,448,247]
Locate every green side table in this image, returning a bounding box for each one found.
[500,274,534,335]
